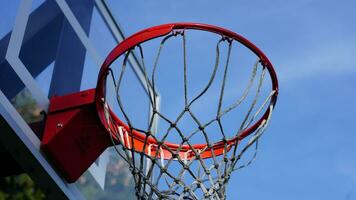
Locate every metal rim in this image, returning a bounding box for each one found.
[95,23,279,159]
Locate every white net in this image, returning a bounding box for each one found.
[103,30,277,200]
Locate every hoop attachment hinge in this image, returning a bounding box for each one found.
[41,89,111,183]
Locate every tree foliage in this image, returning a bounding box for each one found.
[0,89,46,199]
[0,175,45,200]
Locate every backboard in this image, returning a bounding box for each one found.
[0,0,156,199]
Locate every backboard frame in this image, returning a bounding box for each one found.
[0,0,159,199]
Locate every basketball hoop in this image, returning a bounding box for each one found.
[41,23,278,199]
[97,23,278,199]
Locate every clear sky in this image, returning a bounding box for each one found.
[2,0,356,199]
[107,0,356,199]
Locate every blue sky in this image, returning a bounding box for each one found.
[107,0,356,199]
[2,0,356,199]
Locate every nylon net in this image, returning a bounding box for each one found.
[103,30,276,200]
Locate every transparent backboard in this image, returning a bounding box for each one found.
[0,0,153,199]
